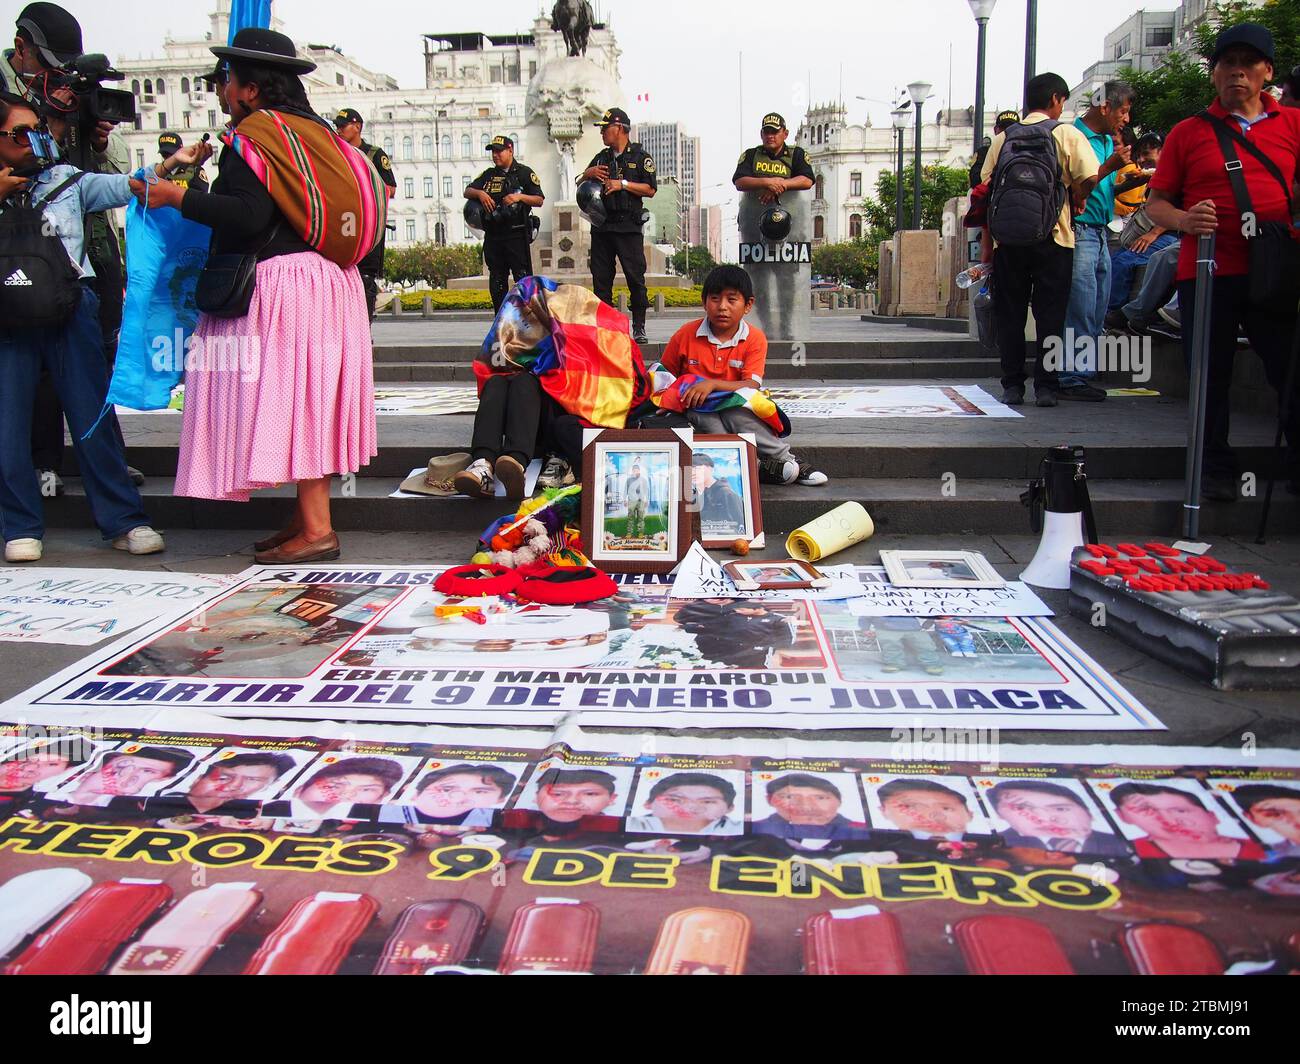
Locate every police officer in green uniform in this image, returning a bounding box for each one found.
[580,107,657,344]
[467,135,545,313]
[334,107,396,319]
[733,112,815,204]
[157,132,208,192]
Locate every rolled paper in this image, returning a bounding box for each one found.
[785,501,874,563]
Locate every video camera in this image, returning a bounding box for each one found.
[35,53,135,170]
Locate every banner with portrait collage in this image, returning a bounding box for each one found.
[0,566,1162,732]
[0,713,1294,976]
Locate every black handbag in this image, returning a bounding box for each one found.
[1201,112,1300,315]
[195,222,281,318]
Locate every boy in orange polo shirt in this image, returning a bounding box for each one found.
[661,266,827,485]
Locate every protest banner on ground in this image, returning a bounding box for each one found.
[0,713,1292,975]
[0,566,1161,731]
[0,570,235,646]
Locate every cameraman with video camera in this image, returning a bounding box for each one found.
[3,3,139,493]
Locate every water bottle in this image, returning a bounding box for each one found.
[956,262,991,289]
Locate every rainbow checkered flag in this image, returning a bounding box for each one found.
[475,277,652,428]
[649,364,791,438]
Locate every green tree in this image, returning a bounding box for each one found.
[383,242,484,287]
[1123,0,1299,134]
[862,164,970,237]
[669,244,717,285]
[812,241,878,289]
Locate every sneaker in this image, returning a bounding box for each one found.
[1034,389,1058,407]
[494,455,527,500]
[1147,320,1182,342]
[113,526,165,555]
[454,458,496,499]
[759,456,799,485]
[127,465,145,487]
[1103,309,1129,333]
[1057,383,1107,402]
[4,538,42,563]
[1124,315,1150,336]
[537,454,575,490]
[632,323,649,345]
[796,461,828,486]
[1157,301,1181,330]
[1000,385,1025,406]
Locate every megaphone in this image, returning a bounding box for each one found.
[1020,445,1097,589]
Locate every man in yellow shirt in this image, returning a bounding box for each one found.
[981,72,1101,407]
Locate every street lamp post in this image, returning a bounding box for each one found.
[968,0,998,154]
[1024,0,1038,94]
[906,80,932,230]
[891,105,910,233]
[406,97,455,245]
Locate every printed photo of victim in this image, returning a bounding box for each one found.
[601,449,673,554]
[814,606,1061,682]
[101,583,405,678]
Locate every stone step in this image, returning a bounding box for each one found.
[42,476,1298,537]
[370,357,1002,383]
[372,338,986,363]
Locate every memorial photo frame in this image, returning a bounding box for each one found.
[690,434,764,550]
[722,559,829,591]
[581,428,694,575]
[880,549,1005,589]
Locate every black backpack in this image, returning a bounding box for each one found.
[0,171,85,329]
[987,120,1065,247]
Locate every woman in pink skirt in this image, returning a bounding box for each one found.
[138,28,382,563]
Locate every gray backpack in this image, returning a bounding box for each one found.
[987,120,1065,247]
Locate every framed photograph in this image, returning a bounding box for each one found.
[581,428,693,575]
[880,550,1004,589]
[722,559,829,591]
[691,434,765,550]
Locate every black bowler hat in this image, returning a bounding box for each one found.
[1210,22,1275,66]
[488,135,513,151]
[595,107,630,129]
[158,132,182,154]
[15,3,82,68]
[210,27,316,74]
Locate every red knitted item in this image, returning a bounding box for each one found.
[515,562,618,604]
[434,564,521,598]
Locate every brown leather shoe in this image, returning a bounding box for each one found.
[253,527,300,552]
[254,532,340,564]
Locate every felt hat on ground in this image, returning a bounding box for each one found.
[399,453,472,496]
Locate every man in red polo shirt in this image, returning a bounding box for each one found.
[1147,23,1300,501]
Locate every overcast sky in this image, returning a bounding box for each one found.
[64,0,1175,206]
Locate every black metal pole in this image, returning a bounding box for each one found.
[1183,233,1216,539]
[912,102,924,230]
[974,17,989,154]
[894,127,905,233]
[1024,0,1038,96]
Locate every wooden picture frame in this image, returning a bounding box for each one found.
[690,434,765,550]
[722,559,829,591]
[880,549,1005,589]
[580,428,694,575]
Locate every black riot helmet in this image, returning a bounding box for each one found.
[760,201,792,241]
[576,178,607,227]
[464,198,490,234]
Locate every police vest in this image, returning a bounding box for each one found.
[751,147,797,179]
[168,165,203,190]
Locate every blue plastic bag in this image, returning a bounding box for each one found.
[110,181,211,411]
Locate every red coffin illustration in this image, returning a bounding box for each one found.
[644,907,752,975]
[954,915,1076,975]
[1120,923,1225,975]
[804,905,909,975]
[374,900,486,975]
[498,899,600,974]
[243,892,379,975]
[5,879,173,976]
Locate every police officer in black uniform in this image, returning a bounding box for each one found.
[580,107,656,344]
[467,135,545,313]
[333,107,396,319]
[733,112,815,204]
[157,132,208,192]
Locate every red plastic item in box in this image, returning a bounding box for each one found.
[1116,543,1148,557]
[1144,542,1181,556]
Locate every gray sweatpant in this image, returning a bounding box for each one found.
[685,408,793,464]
